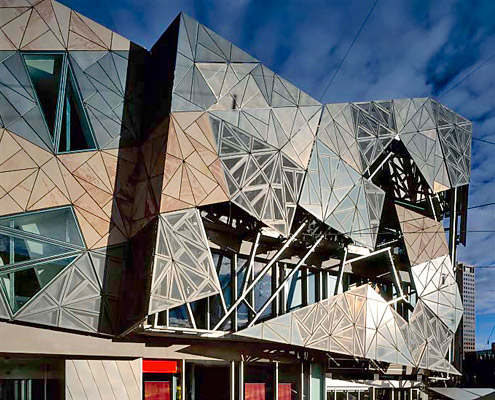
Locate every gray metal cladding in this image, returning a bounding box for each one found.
[65,359,142,400]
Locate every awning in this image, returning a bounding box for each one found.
[430,387,495,400]
[326,379,369,390]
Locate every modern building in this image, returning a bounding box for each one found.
[460,263,476,353]
[454,262,476,376]
[0,1,471,399]
[464,346,495,388]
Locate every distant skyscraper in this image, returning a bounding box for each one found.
[460,263,476,353]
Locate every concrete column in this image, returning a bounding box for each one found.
[230,361,235,400]
[274,362,279,400]
[182,360,186,400]
[191,364,195,400]
[239,361,244,400]
[300,362,304,400]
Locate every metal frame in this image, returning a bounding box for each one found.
[20,51,97,153]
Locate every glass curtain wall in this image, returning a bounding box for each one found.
[159,250,339,331]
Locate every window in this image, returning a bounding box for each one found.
[23,52,96,153]
[24,54,63,137]
[253,260,273,319]
[0,207,84,312]
[58,70,96,152]
[287,268,303,311]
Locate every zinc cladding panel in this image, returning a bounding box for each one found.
[66,359,142,400]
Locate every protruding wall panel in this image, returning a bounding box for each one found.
[66,359,142,400]
[236,284,457,374]
[149,208,222,314]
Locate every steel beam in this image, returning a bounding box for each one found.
[212,222,307,331]
[248,236,323,327]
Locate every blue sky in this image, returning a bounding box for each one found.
[61,0,495,349]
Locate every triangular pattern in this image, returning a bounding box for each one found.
[208,73,322,168]
[159,112,229,212]
[300,139,385,249]
[319,98,471,193]
[397,98,439,190]
[411,255,463,332]
[69,50,131,149]
[0,0,130,51]
[0,206,86,314]
[0,5,472,379]
[149,208,222,314]
[178,13,258,65]
[320,103,395,174]
[237,284,458,374]
[0,51,53,150]
[435,125,471,188]
[408,300,459,374]
[211,116,305,236]
[395,204,449,266]
[237,285,417,368]
[14,252,104,332]
[364,288,414,365]
[171,14,321,169]
[0,128,137,249]
[394,98,471,192]
[59,149,134,247]
[0,1,133,152]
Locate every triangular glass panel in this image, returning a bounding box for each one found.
[0,233,77,266]
[5,256,76,313]
[58,67,97,152]
[0,207,84,248]
[23,53,64,138]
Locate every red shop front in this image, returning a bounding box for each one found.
[143,359,180,400]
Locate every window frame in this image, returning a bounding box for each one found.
[21,51,97,154]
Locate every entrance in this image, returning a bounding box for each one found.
[143,360,180,400]
[186,363,230,400]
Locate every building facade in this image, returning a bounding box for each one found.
[0,1,471,399]
[460,263,476,353]
[464,347,495,388]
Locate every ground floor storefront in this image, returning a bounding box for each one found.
[0,322,431,400]
[0,321,329,400]
[326,379,424,400]
[0,356,326,400]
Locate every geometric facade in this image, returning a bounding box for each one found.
[0,127,137,249]
[14,252,105,333]
[395,204,450,266]
[212,116,305,236]
[159,112,229,212]
[149,208,222,314]
[237,283,460,373]
[411,255,464,333]
[173,15,322,170]
[0,1,472,388]
[408,300,458,374]
[397,98,471,191]
[0,207,84,313]
[299,139,385,248]
[237,285,416,368]
[317,102,396,175]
